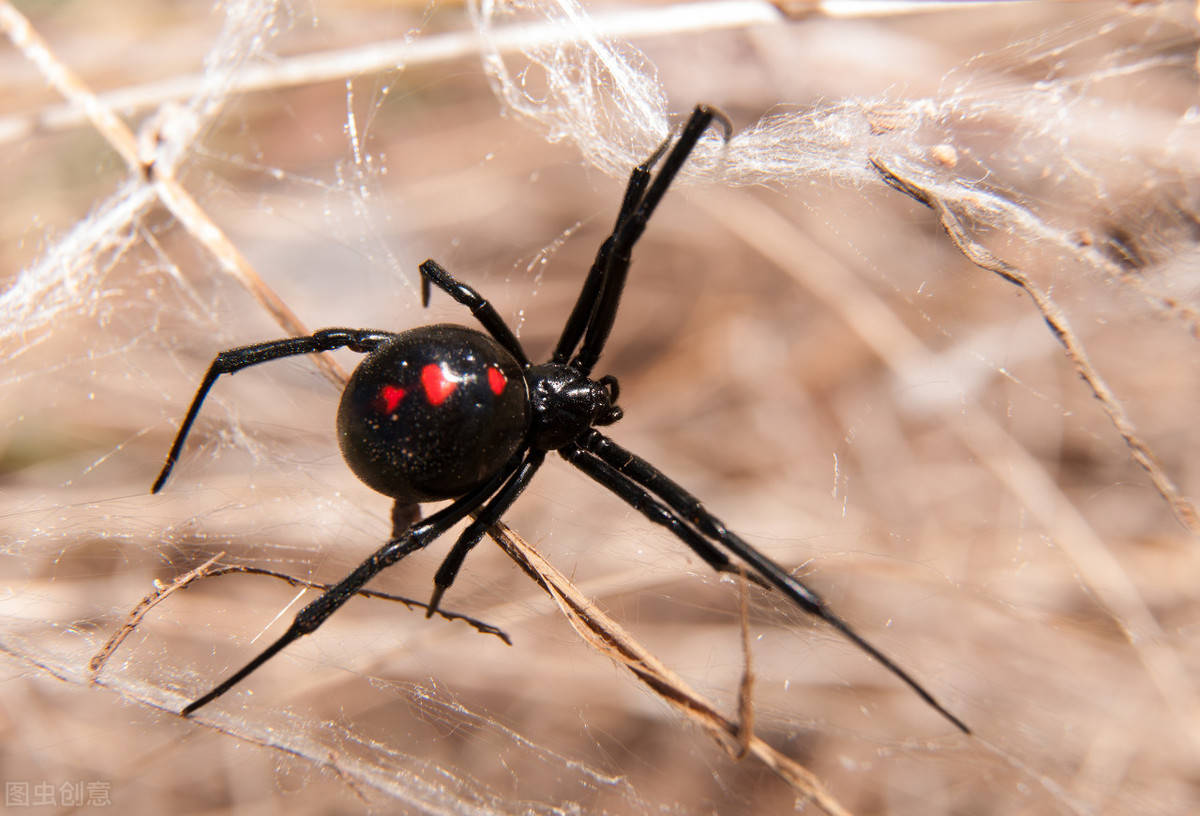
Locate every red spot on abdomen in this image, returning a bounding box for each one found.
[373,384,406,413]
[422,363,457,405]
[487,366,507,395]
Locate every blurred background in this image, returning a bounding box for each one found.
[2,0,1199,813]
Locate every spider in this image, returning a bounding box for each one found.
[153,105,968,734]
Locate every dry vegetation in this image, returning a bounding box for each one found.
[2,1,1198,814]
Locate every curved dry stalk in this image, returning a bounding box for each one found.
[486,519,854,816]
[871,156,1199,536]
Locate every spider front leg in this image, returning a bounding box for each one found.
[153,328,396,492]
[180,451,523,717]
[559,444,763,585]
[571,105,732,374]
[418,259,529,367]
[551,131,672,364]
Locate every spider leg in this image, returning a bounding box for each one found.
[558,444,765,585]
[152,328,398,493]
[570,429,971,735]
[551,133,672,364]
[425,449,546,617]
[418,259,530,367]
[180,452,521,717]
[571,105,732,375]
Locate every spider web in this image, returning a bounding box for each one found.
[1,1,1198,814]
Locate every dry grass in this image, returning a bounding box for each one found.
[2,1,1198,814]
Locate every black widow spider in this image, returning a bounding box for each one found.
[153,105,968,734]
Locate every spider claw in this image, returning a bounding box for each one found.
[420,269,432,308]
[425,584,447,619]
[696,104,733,142]
[151,467,170,494]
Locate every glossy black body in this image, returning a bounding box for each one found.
[338,324,528,501]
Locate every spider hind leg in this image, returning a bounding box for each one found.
[567,430,971,735]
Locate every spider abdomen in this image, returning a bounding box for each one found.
[337,324,529,502]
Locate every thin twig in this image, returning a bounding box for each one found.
[0,2,785,146]
[200,564,511,643]
[0,0,347,388]
[0,2,141,166]
[88,552,227,679]
[148,173,348,386]
[734,567,756,760]
[88,557,511,681]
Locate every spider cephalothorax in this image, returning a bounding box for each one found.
[152,105,968,733]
